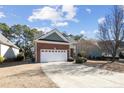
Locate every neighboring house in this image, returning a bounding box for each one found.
[98,41,124,58]
[0,33,19,59]
[76,39,102,58]
[76,39,124,58]
[34,29,76,63]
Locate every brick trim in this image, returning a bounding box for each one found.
[35,42,69,62]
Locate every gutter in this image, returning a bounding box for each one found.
[0,42,19,49]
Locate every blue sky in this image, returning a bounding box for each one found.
[0,5,113,39]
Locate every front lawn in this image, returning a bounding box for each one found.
[84,60,124,73]
[0,62,58,88]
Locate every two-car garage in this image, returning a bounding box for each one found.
[35,41,69,63]
[35,29,72,63]
[40,49,67,62]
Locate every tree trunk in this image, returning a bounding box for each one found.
[111,53,116,63]
[112,57,116,62]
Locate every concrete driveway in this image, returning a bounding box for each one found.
[42,62,124,88]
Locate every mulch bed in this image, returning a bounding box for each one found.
[84,60,124,73]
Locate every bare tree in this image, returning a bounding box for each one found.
[98,6,124,62]
[76,39,101,58]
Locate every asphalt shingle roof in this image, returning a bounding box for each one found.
[0,33,19,49]
[36,28,76,43]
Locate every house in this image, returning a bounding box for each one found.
[0,33,19,59]
[76,39,124,59]
[98,41,124,58]
[76,39,102,58]
[34,29,76,63]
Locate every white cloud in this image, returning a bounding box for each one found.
[0,12,5,18]
[85,8,91,14]
[80,30,85,35]
[62,5,77,21]
[28,5,78,25]
[49,5,61,10]
[35,27,52,33]
[98,17,105,24]
[80,29,99,39]
[52,22,68,27]
[93,29,99,34]
[28,6,62,22]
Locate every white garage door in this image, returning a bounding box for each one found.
[40,49,67,62]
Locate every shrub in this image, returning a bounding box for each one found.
[75,57,87,64]
[92,56,96,60]
[0,56,5,63]
[77,51,87,57]
[16,53,24,61]
[77,53,83,57]
[68,57,74,62]
[95,57,102,60]
[119,52,124,59]
[88,56,92,60]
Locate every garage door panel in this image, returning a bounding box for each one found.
[40,49,67,62]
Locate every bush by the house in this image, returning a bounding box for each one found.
[76,57,87,64]
[88,56,92,60]
[119,52,124,59]
[0,56,5,63]
[16,53,24,61]
[95,56,102,60]
[75,53,87,64]
[68,57,74,62]
[77,52,86,57]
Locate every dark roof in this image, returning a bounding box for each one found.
[0,33,19,49]
[40,32,68,42]
[39,39,68,42]
[37,28,76,43]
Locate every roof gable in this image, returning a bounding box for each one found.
[42,32,67,42]
[38,29,69,42]
[0,33,19,49]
